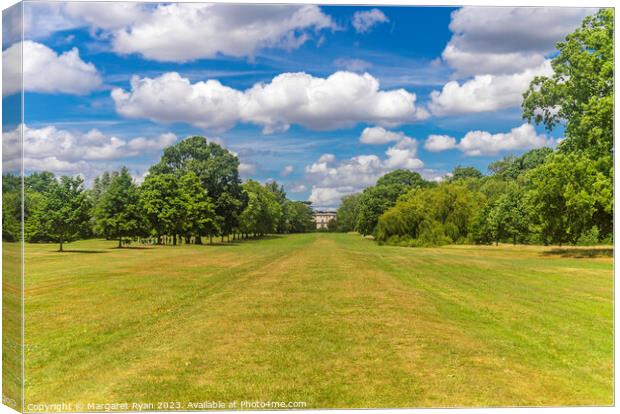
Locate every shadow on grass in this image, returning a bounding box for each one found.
[110,246,153,250]
[193,235,286,247]
[199,243,241,247]
[543,248,613,258]
[56,250,107,254]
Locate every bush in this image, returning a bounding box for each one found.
[577,226,600,246]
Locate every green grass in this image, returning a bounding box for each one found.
[14,233,613,408]
[2,241,22,410]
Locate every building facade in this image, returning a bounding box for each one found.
[313,211,337,230]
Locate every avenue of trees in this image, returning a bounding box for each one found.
[1,10,612,250]
[336,10,613,247]
[2,137,315,251]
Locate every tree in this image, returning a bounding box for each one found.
[356,184,407,236]
[488,149,553,181]
[34,176,91,251]
[450,165,483,181]
[522,9,613,164]
[353,169,426,236]
[287,201,314,233]
[25,171,55,193]
[239,180,282,238]
[487,155,519,179]
[178,172,218,244]
[139,173,184,245]
[478,184,530,246]
[526,152,606,245]
[375,183,482,246]
[519,147,554,172]
[495,185,530,245]
[264,180,289,233]
[376,169,428,188]
[336,193,361,232]
[150,136,246,239]
[2,174,21,242]
[94,167,143,248]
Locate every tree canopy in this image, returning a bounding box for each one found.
[33,176,91,251]
[522,9,613,164]
[94,167,143,247]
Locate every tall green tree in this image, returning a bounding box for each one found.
[495,186,530,245]
[94,167,143,248]
[178,172,218,244]
[140,173,184,245]
[287,201,315,233]
[264,180,289,233]
[239,180,282,238]
[151,136,246,238]
[2,174,21,242]
[522,9,613,242]
[479,184,530,245]
[354,170,428,236]
[336,193,361,232]
[25,171,55,193]
[526,152,607,245]
[356,184,407,236]
[34,176,91,251]
[523,9,613,164]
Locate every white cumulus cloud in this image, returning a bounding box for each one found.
[22,3,335,62]
[62,2,147,30]
[306,137,424,208]
[352,8,389,33]
[112,71,427,133]
[458,123,557,156]
[425,123,558,156]
[111,73,244,131]
[424,134,457,152]
[2,41,102,97]
[359,126,407,145]
[2,124,177,178]
[112,3,335,62]
[443,7,595,77]
[428,61,552,116]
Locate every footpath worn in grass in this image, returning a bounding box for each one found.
[19,233,612,408]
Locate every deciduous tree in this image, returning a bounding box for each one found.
[94,167,143,248]
[35,176,91,251]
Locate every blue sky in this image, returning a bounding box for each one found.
[2,2,596,208]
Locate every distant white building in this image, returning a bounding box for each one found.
[313,211,336,230]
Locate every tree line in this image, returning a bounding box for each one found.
[1,10,612,250]
[335,10,613,247]
[2,136,315,251]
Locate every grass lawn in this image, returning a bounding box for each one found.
[16,233,613,408]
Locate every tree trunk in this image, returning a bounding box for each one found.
[173,235,177,246]
[209,235,213,245]
[118,237,122,248]
[196,236,202,245]
[185,235,191,244]
[59,239,64,252]
[221,235,224,243]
